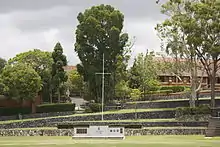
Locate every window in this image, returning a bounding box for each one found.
[120,128,123,134]
[76,128,87,134]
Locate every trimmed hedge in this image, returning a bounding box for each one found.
[57,123,142,129]
[147,90,173,95]
[0,103,75,116]
[160,86,185,93]
[0,107,31,116]
[176,105,211,116]
[85,103,102,113]
[36,103,75,113]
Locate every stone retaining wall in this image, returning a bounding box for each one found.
[137,92,220,101]
[0,111,74,121]
[0,110,175,129]
[125,99,220,109]
[0,128,206,136]
[57,121,208,127]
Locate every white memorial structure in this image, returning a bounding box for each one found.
[72,125,125,139]
[72,54,125,139]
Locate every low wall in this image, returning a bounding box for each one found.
[0,111,175,129]
[0,128,206,136]
[57,121,208,127]
[138,92,220,101]
[0,111,74,121]
[125,99,220,109]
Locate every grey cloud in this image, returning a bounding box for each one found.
[0,0,165,65]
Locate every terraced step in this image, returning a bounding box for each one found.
[206,117,220,137]
[56,120,208,128]
[125,98,220,109]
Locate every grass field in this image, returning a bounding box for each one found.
[0,136,219,147]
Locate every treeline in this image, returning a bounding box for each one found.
[0,0,219,109]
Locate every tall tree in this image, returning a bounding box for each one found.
[74,4,129,102]
[156,0,220,107]
[52,42,68,103]
[0,57,6,73]
[129,52,160,98]
[1,63,41,112]
[66,69,84,97]
[8,49,53,103]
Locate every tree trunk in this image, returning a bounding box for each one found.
[57,87,60,103]
[31,100,36,113]
[49,90,53,103]
[210,61,217,108]
[190,57,197,108]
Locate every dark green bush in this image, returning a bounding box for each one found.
[36,103,75,113]
[0,107,32,116]
[57,124,89,129]
[88,103,102,113]
[160,86,185,93]
[176,105,211,116]
[146,90,173,95]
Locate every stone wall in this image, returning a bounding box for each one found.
[57,121,208,127]
[0,128,206,136]
[136,91,220,101]
[125,128,206,136]
[0,111,74,121]
[125,99,220,109]
[0,110,175,129]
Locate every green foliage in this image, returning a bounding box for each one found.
[74,4,129,102]
[66,69,84,95]
[129,52,160,93]
[1,63,42,102]
[0,57,6,73]
[160,86,185,93]
[130,89,141,101]
[115,80,130,99]
[52,42,68,102]
[0,78,5,95]
[146,90,173,95]
[87,103,102,113]
[36,103,75,113]
[176,105,211,116]
[0,107,32,116]
[8,49,53,102]
[156,0,220,107]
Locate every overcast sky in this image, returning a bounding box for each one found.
[0,0,166,65]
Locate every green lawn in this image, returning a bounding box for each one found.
[0,136,219,147]
[0,108,174,125]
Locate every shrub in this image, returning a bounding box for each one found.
[146,90,173,95]
[176,105,211,116]
[160,86,185,93]
[0,107,31,116]
[87,103,102,113]
[36,103,75,113]
[57,124,89,129]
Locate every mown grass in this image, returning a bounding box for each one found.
[0,135,219,147]
[0,108,175,125]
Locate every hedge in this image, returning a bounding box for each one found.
[160,86,185,93]
[36,103,75,113]
[0,103,75,116]
[57,123,142,129]
[85,103,102,113]
[0,107,31,116]
[176,105,211,116]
